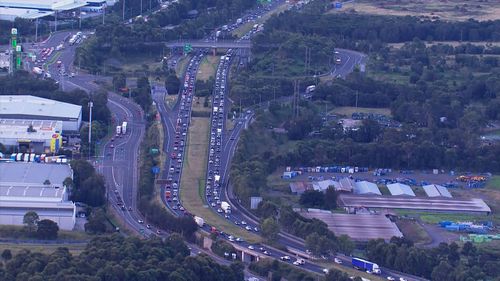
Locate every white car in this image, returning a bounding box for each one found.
[334,258,342,264]
[247,245,255,250]
[293,261,301,266]
[399,278,408,281]
[322,268,329,274]
[387,277,395,281]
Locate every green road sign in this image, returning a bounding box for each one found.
[184,43,192,54]
[11,39,16,48]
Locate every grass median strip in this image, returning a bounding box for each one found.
[180,115,261,243]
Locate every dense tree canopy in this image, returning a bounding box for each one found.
[0,235,244,281]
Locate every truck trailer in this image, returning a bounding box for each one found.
[352,258,381,274]
[221,201,231,214]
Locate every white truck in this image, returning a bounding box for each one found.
[194,216,205,227]
[32,67,43,75]
[121,122,128,134]
[116,125,121,135]
[221,201,231,214]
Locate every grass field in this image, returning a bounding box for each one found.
[396,220,431,245]
[333,0,500,21]
[395,210,490,224]
[0,242,87,256]
[486,176,500,190]
[232,3,289,38]
[180,104,261,243]
[176,56,191,78]
[197,56,220,81]
[330,106,391,117]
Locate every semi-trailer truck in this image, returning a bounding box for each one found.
[352,258,381,274]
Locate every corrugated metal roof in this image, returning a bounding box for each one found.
[0,162,72,189]
[354,181,381,195]
[387,183,415,196]
[338,177,355,192]
[0,95,82,119]
[423,184,452,198]
[0,119,62,140]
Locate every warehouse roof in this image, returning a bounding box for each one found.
[289,182,311,194]
[0,162,72,188]
[0,0,87,11]
[387,183,416,196]
[0,95,82,120]
[312,179,337,192]
[354,181,381,195]
[338,177,355,192]
[423,184,452,198]
[0,119,62,141]
[0,7,53,19]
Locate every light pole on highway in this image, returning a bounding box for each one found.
[122,0,126,21]
[88,101,94,160]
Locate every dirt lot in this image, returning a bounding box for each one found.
[331,106,392,117]
[333,0,500,21]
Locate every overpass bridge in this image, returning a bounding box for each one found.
[164,40,251,49]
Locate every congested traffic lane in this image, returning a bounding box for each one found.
[159,53,205,215]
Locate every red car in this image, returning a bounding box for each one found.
[171,153,176,159]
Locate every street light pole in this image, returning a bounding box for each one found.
[88,101,93,160]
[122,0,125,21]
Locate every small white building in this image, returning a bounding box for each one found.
[423,184,452,198]
[0,162,76,230]
[354,181,381,195]
[0,95,82,132]
[387,183,416,196]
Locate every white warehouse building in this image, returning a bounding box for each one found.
[0,162,76,230]
[0,95,82,132]
[387,183,416,196]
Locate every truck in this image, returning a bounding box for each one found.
[221,201,231,214]
[116,125,121,135]
[121,122,128,134]
[32,67,43,75]
[216,30,221,38]
[194,216,205,227]
[352,258,381,274]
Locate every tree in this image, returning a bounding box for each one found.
[323,187,338,209]
[261,218,280,242]
[23,211,39,233]
[165,72,180,95]
[299,190,325,208]
[305,233,335,256]
[112,73,126,91]
[431,260,454,281]
[36,219,59,240]
[1,249,12,260]
[84,208,107,234]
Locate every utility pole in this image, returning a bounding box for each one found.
[35,18,38,42]
[88,101,94,160]
[122,0,126,21]
[79,8,82,29]
[140,0,143,14]
[102,4,105,25]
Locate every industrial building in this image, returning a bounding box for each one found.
[387,183,416,196]
[353,180,381,195]
[0,162,76,230]
[338,177,355,192]
[423,184,452,198]
[312,179,337,192]
[301,210,403,241]
[0,95,82,132]
[0,119,63,153]
[289,182,312,195]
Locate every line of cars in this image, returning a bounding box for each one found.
[164,53,204,214]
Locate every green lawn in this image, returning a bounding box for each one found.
[486,176,500,190]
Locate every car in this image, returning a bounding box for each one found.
[399,278,408,281]
[280,256,290,261]
[334,258,342,264]
[146,224,151,229]
[110,144,114,148]
[240,221,247,225]
[156,230,161,234]
[254,227,259,232]
[322,269,329,274]
[128,207,132,211]
[293,261,301,266]
[263,251,270,256]
[366,270,373,274]
[247,245,255,250]
[387,277,395,281]
[245,226,252,231]
[138,220,144,224]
